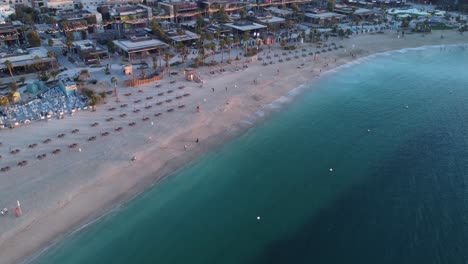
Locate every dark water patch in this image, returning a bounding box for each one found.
[251,126,468,264]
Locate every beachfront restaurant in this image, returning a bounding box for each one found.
[113,36,169,62]
[224,21,267,38]
[0,47,57,75]
[304,12,346,27]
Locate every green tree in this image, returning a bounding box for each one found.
[24,13,33,25]
[19,76,26,85]
[81,30,87,40]
[150,19,166,40]
[110,76,119,102]
[48,38,54,46]
[291,3,299,15]
[243,31,250,54]
[107,40,115,53]
[50,71,58,81]
[226,37,233,61]
[240,7,247,20]
[27,30,41,47]
[327,0,336,12]
[196,14,204,29]
[164,53,174,72]
[219,39,226,63]
[4,60,14,79]
[216,5,229,22]
[38,71,49,82]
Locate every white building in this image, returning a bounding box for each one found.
[0,3,15,24]
[47,0,74,10]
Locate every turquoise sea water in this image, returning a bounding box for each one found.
[34,45,468,264]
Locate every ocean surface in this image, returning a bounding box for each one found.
[33,45,468,264]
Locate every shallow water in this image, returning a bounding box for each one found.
[34,46,468,264]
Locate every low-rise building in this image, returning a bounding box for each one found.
[224,21,267,37]
[109,4,152,34]
[46,0,74,10]
[0,3,15,23]
[158,1,199,22]
[58,76,77,96]
[0,47,57,74]
[164,28,199,45]
[0,22,20,48]
[71,39,109,64]
[113,36,169,61]
[304,12,346,27]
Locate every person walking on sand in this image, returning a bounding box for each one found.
[184,145,187,150]
[197,105,200,113]
[196,138,199,143]
[225,86,228,91]
[212,87,215,92]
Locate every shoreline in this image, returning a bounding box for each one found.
[0,30,467,264]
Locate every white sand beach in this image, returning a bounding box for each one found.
[0,30,467,264]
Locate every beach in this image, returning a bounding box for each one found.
[0,30,467,264]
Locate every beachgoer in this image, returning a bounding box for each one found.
[225,86,228,91]
[184,145,187,150]
[196,138,199,143]
[197,105,200,113]
[212,87,215,92]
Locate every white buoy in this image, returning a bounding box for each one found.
[405,105,409,109]
[367,129,371,132]
[78,148,82,152]
[329,168,333,172]
[257,216,261,220]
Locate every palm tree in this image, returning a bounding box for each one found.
[226,38,233,62]
[50,70,58,81]
[180,46,188,63]
[0,95,10,123]
[47,51,57,68]
[199,47,206,66]
[219,39,226,64]
[110,76,119,102]
[80,69,89,78]
[152,56,158,71]
[164,53,174,73]
[4,60,14,79]
[33,55,43,71]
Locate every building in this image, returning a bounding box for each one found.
[224,21,267,37]
[113,36,168,61]
[254,13,285,30]
[58,9,103,35]
[46,0,74,10]
[304,12,346,27]
[0,3,15,23]
[158,1,199,22]
[58,76,77,96]
[265,7,294,18]
[109,4,152,34]
[334,5,375,19]
[71,39,109,64]
[164,28,199,45]
[0,22,20,47]
[0,47,57,74]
